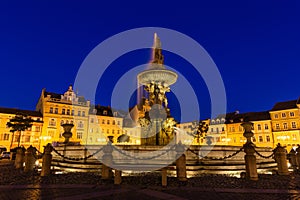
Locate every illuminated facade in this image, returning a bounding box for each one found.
[269,99,300,151]
[0,107,43,150]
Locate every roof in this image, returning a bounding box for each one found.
[225,111,270,124]
[271,99,298,111]
[0,107,42,117]
[44,91,61,99]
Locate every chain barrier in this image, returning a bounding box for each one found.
[32,152,44,160]
[52,146,104,161]
[253,148,274,159]
[112,145,176,160]
[188,146,244,160]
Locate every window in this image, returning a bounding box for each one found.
[292,134,297,141]
[103,110,108,115]
[290,112,295,117]
[283,123,288,130]
[82,111,85,117]
[222,127,225,132]
[78,111,81,116]
[90,118,94,123]
[49,119,56,126]
[49,107,53,113]
[54,108,58,114]
[62,109,65,115]
[71,110,74,116]
[102,119,105,124]
[239,126,243,132]
[211,128,214,132]
[117,121,120,125]
[292,122,297,129]
[275,124,280,130]
[257,124,261,131]
[112,130,115,134]
[78,121,84,129]
[282,113,286,118]
[266,135,270,142]
[232,127,235,132]
[112,120,115,125]
[35,126,41,132]
[117,130,120,134]
[216,128,219,133]
[107,129,110,134]
[274,114,279,119]
[107,120,110,125]
[264,124,269,130]
[77,132,83,139]
[90,128,93,133]
[258,136,263,142]
[252,136,256,142]
[24,136,30,143]
[1,133,10,141]
[67,109,70,115]
[48,130,55,138]
[60,120,64,125]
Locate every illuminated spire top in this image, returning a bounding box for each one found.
[150,33,164,66]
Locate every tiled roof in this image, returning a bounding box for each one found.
[44,91,61,99]
[0,107,42,117]
[271,100,298,111]
[225,111,270,124]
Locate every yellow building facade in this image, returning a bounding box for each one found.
[0,108,43,151]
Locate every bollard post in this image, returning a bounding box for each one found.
[175,142,187,182]
[24,145,37,173]
[41,143,53,176]
[161,167,167,187]
[114,170,122,185]
[296,146,300,171]
[274,143,289,175]
[289,149,297,171]
[102,142,113,180]
[14,146,26,170]
[241,122,258,181]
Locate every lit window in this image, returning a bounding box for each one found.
[103,110,108,115]
[290,112,295,117]
[275,124,280,130]
[265,124,269,130]
[49,107,53,113]
[24,136,30,143]
[77,132,83,139]
[54,108,58,114]
[257,124,261,131]
[49,119,56,126]
[292,122,297,129]
[283,123,288,130]
[78,121,84,128]
[282,113,286,118]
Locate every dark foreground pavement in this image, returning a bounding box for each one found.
[1,184,300,200]
[1,162,300,199]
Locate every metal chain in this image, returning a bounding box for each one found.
[188,147,244,160]
[112,145,176,160]
[52,146,104,161]
[253,148,274,159]
[32,152,43,160]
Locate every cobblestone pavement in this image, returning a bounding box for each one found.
[1,185,300,200]
[1,162,300,199]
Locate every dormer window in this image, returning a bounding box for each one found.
[103,110,108,115]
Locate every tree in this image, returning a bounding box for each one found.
[6,113,34,149]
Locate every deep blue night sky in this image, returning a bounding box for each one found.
[0,1,299,122]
